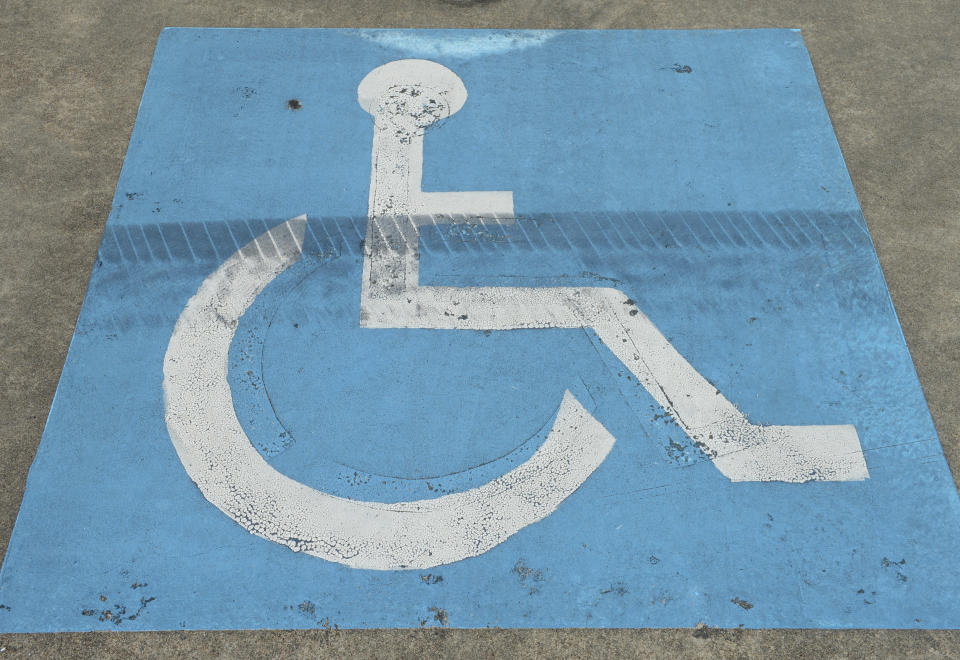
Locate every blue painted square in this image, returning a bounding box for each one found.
[1,28,958,631]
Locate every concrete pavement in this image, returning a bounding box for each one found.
[1,0,958,656]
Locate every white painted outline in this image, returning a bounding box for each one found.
[163,216,616,570]
[358,59,869,484]
[163,59,868,572]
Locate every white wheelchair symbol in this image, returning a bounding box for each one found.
[163,59,868,570]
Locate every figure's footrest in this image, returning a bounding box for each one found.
[713,424,869,483]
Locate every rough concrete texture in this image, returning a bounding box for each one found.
[1,0,958,656]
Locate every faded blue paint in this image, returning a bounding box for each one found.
[1,28,958,631]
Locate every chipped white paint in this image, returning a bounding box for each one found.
[163,58,868,572]
[359,59,869,484]
[163,216,615,569]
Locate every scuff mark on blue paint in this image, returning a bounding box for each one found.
[358,30,560,59]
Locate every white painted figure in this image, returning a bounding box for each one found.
[162,59,868,570]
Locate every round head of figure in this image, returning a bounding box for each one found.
[358,59,467,136]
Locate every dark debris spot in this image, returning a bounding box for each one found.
[693,622,714,638]
[83,595,155,626]
[427,606,449,626]
[420,573,444,584]
[600,583,628,596]
[513,559,546,594]
[287,98,303,111]
[580,270,621,284]
[731,597,754,610]
[318,617,339,631]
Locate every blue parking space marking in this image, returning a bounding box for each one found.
[1,28,959,630]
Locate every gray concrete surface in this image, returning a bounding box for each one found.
[1,0,958,656]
